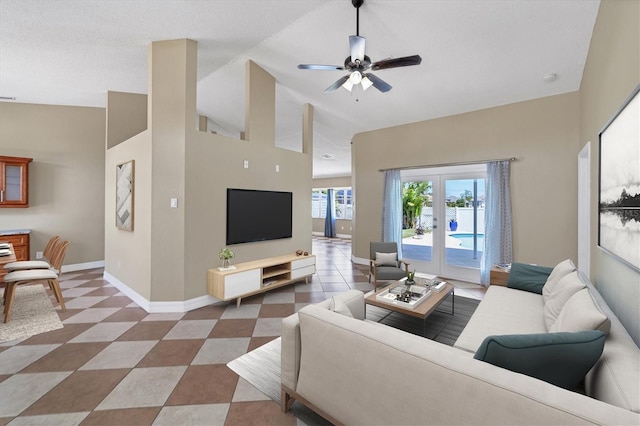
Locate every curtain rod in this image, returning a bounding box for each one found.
[378,157,517,172]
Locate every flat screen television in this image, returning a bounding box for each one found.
[226,188,293,245]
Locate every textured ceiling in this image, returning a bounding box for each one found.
[0,0,600,177]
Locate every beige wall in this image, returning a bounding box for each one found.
[352,92,580,267]
[105,39,312,303]
[580,0,640,344]
[0,102,105,267]
[106,91,147,149]
[185,131,312,299]
[105,130,153,299]
[245,60,276,146]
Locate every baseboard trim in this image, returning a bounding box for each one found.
[312,232,352,239]
[351,255,368,266]
[103,271,221,313]
[61,260,105,273]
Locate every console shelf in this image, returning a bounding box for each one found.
[207,253,316,306]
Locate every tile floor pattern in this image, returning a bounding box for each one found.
[0,237,485,425]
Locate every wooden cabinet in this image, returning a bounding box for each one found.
[489,266,509,286]
[0,156,33,207]
[0,231,30,282]
[208,253,316,306]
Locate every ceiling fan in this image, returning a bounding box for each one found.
[297,0,422,94]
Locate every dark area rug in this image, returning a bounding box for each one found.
[365,294,480,345]
[228,295,479,425]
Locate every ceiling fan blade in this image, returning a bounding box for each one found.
[298,64,344,71]
[324,75,351,93]
[371,54,422,71]
[349,35,366,62]
[365,73,392,92]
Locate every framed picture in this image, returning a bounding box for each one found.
[116,160,135,231]
[598,84,640,272]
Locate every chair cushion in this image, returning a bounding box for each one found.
[506,262,553,294]
[550,288,611,334]
[375,252,397,266]
[375,266,406,281]
[542,259,576,303]
[543,271,585,330]
[474,330,606,390]
[3,269,58,282]
[3,260,52,271]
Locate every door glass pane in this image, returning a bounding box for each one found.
[335,189,345,219]
[5,165,22,200]
[445,178,485,268]
[401,180,433,262]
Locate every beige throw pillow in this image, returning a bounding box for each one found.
[329,296,354,318]
[542,259,576,303]
[543,271,585,330]
[375,252,397,266]
[550,288,611,334]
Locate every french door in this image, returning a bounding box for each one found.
[401,166,486,283]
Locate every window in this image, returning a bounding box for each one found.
[312,187,352,219]
[335,188,353,219]
[312,189,327,218]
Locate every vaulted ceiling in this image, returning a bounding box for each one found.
[0,0,600,177]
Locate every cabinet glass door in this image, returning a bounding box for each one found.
[4,165,23,201]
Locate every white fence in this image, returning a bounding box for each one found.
[416,207,485,233]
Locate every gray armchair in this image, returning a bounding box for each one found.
[369,242,410,290]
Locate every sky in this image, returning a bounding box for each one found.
[445,179,486,198]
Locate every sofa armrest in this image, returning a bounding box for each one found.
[281,313,301,391]
[281,289,365,394]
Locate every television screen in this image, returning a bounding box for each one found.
[226,188,293,245]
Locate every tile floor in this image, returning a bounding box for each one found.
[0,237,485,425]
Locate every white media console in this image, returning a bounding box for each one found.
[207,253,316,306]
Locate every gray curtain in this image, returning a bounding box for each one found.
[324,189,336,237]
[382,169,403,259]
[480,161,513,285]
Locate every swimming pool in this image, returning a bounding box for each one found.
[450,233,484,249]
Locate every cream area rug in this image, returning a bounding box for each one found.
[0,284,63,343]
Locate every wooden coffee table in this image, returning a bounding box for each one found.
[365,280,455,336]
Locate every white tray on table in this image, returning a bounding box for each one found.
[375,283,431,310]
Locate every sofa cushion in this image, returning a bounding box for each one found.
[507,262,553,294]
[474,330,606,390]
[375,252,397,266]
[550,288,611,334]
[543,271,585,330]
[542,259,576,303]
[454,286,546,353]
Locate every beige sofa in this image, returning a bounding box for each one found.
[281,264,640,425]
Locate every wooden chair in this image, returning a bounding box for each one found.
[2,240,69,323]
[369,241,410,290]
[3,235,61,272]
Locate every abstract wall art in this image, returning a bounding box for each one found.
[116,160,135,231]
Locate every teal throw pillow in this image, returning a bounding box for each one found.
[474,330,606,390]
[507,262,553,294]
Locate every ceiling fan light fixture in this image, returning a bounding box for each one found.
[361,75,373,91]
[349,70,362,85]
[341,79,354,92]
